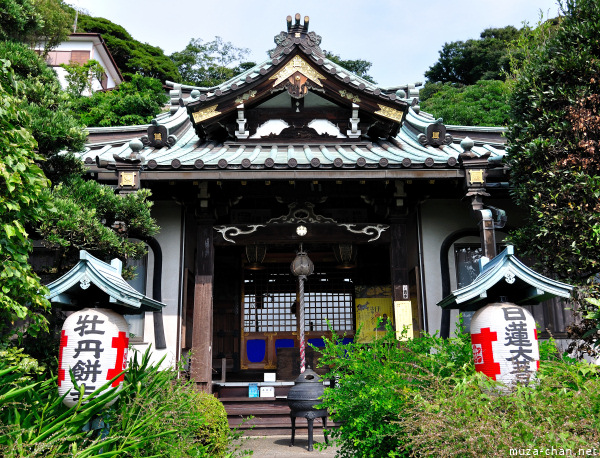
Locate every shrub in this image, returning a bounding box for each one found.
[317,326,472,458]
[0,348,236,457]
[317,325,600,457]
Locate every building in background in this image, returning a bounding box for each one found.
[38,33,123,93]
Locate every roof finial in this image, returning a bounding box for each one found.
[286,15,292,31]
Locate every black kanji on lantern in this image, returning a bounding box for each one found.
[504,321,532,347]
[503,307,526,321]
[73,340,104,359]
[74,314,106,336]
[72,359,103,383]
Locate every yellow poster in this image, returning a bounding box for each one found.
[355,285,393,343]
[394,301,414,340]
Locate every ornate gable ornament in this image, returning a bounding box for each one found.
[270,14,325,59]
[185,13,410,142]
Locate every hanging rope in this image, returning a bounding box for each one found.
[299,274,306,373]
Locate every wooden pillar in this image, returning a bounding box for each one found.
[191,222,214,392]
[390,221,410,336]
[390,222,409,301]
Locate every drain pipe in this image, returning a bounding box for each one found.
[144,237,167,349]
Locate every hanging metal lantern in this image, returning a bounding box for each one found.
[470,300,539,386]
[245,244,267,270]
[58,308,129,407]
[333,243,356,269]
[290,248,314,277]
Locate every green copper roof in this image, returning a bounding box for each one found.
[46,250,165,314]
[437,246,573,311]
[81,105,505,172]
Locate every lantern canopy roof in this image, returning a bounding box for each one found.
[437,245,573,311]
[46,250,165,313]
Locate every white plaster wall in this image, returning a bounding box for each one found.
[419,199,479,336]
[419,199,514,336]
[129,202,183,369]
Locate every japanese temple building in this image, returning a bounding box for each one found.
[75,14,573,392]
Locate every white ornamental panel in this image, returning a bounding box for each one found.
[470,302,539,386]
[58,308,129,407]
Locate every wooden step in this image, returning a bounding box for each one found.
[221,396,336,436]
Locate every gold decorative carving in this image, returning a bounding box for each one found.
[375,104,405,123]
[119,172,136,187]
[469,170,485,184]
[339,90,361,103]
[192,105,221,123]
[269,55,326,87]
[235,90,257,104]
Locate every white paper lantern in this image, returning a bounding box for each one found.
[470,301,539,386]
[58,308,129,407]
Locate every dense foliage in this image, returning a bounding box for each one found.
[506,0,600,342]
[419,79,510,126]
[0,0,73,54]
[425,26,521,85]
[0,17,159,351]
[317,326,600,457]
[0,62,51,341]
[0,40,87,158]
[75,14,180,83]
[71,74,169,127]
[0,349,239,457]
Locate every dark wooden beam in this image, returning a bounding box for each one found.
[213,223,391,246]
[93,169,465,182]
[389,222,409,303]
[191,221,215,392]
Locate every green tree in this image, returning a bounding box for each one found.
[72,73,168,127]
[0,31,159,352]
[419,79,510,126]
[506,0,600,343]
[325,51,376,84]
[425,26,521,85]
[75,14,180,82]
[60,59,104,97]
[0,41,87,159]
[0,60,51,341]
[170,36,253,87]
[0,0,73,55]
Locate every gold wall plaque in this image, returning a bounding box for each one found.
[119,172,137,187]
[375,104,405,123]
[469,169,485,184]
[269,55,326,87]
[192,104,221,123]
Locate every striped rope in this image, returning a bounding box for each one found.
[299,275,306,373]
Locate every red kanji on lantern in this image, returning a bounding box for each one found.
[107,332,129,386]
[471,327,501,380]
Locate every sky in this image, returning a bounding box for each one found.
[70,0,561,88]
